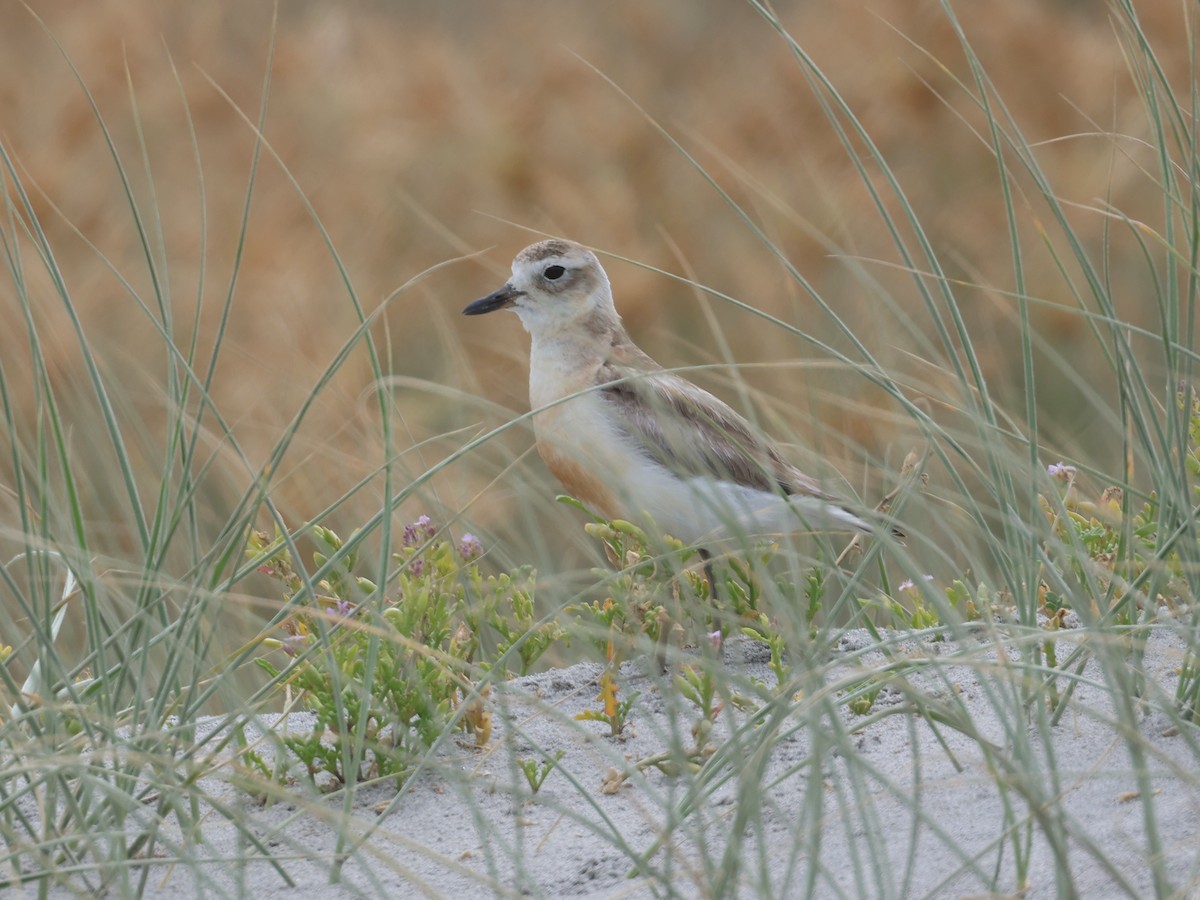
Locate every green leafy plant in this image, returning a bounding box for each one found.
[673,661,748,757]
[516,749,566,796]
[576,668,640,739]
[945,579,987,622]
[574,518,674,656]
[845,675,884,716]
[877,577,942,631]
[248,517,557,787]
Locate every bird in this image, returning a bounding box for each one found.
[463,239,875,587]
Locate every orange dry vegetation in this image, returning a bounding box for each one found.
[0,0,1191,562]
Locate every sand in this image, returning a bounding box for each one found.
[25,627,1200,899]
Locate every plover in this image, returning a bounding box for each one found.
[463,239,877,571]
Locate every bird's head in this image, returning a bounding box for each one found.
[463,239,619,337]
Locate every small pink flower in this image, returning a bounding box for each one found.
[458,533,483,561]
[1047,462,1077,481]
[403,515,437,546]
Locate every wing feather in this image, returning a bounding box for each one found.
[596,360,832,501]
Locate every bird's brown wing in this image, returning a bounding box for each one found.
[596,360,833,501]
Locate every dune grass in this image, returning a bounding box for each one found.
[0,1,1198,897]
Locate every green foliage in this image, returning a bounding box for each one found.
[575,669,640,738]
[517,749,566,795]
[573,516,792,654]
[845,676,883,716]
[1039,409,1200,625]
[573,519,676,658]
[944,579,995,622]
[248,517,557,787]
[674,663,721,725]
[865,577,942,632]
[740,622,792,687]
[673,662,747,756]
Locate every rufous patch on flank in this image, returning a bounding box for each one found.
[538,444,619,520]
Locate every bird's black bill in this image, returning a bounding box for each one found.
[463,284,523,315]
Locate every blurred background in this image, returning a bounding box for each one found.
[0,0,1190,586]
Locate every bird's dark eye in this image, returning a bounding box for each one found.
[543,265,566,281]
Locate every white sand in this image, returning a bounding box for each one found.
[29,628,1200,898]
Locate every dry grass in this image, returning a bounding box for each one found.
[0,0,1190,565]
